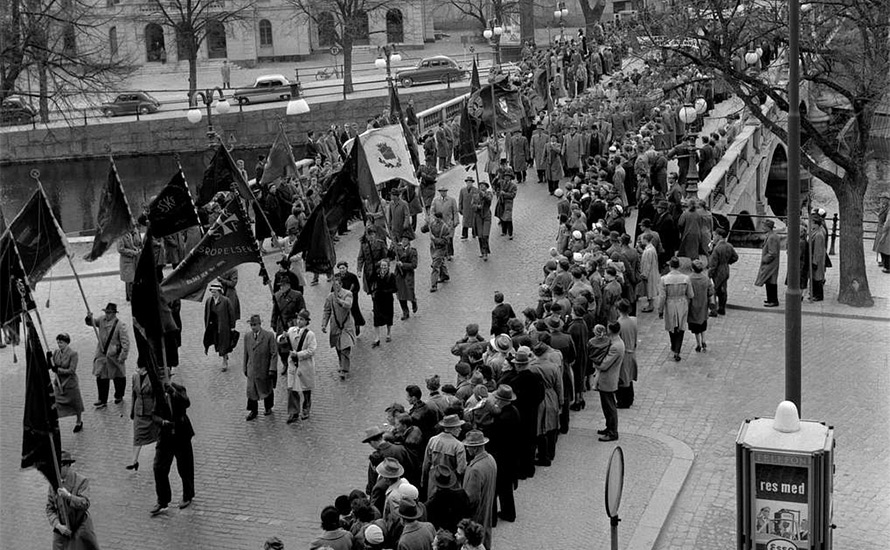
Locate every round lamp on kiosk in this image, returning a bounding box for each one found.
[561,7,568,16]
[483,28,493,39]
[186,108,202,124]
[494,25,503,36]
[214,99,231,115]
[678,104,697,124]
[554,8,561,17]
[390,52,401,63]
[694,97,708,114]
[374,57,386,69]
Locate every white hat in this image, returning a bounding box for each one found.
[614,204,623,214]
[364,524,385,544]
[572,230,583,240]
[554,188,564,197]
[573,252,583,263]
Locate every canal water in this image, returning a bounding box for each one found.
[0,151,888,234]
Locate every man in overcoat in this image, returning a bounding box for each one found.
[488,385,521,523]
[754,219,781,307]
[243,314,278,420]
[85,303,129,408]
[458,177,478,240]
[462,430,497,550]
[386,188,413,243]
[151,380,195,515]
[392,236,418,319]
[808,212,828,302]
[430,186,459,259]
[530,126,547,184]
[429,212,452,293]
[707,227,738,315]
[658,257,695,361]
[509,131,530,183]
[46,451,101,549]
[498,347,543,481]
[321,275,356,380]
[593,322,625,441]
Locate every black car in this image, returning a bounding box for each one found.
[100,92,161,116]
[395,56,466,88]
[1,96,37,126]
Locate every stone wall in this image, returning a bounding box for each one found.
[0,88,464,165]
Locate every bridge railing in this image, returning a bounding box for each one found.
[697,120,764,210]
[416,93,469,136]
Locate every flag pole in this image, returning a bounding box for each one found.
[28,170,102,346]
[276,120,310,201]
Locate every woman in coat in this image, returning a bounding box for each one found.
[369,259,397,347]
[658,257,695,361]
[543,135,564,195]
[217,269,241,323]
[529,338,562,465]
[392,237,418,320]
[49,333,84,433]
[281,309,316,422]
[126,363,158,471]
[322,275,356,380]
[616,301,638,409]
[639,233,661,312]
[117,228,142,301]
[687,259,714,353]
[472,182,494,261]
[754,219,781,307]
[203,282,237,370]
[495,174,517,239]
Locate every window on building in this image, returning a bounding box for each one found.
[259,19,273,47]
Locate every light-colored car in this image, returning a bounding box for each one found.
[396,56,465,88]
[233,74,293,105]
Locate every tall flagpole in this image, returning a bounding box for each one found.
[28,170,102,347]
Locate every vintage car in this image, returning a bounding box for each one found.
[395,56,466,88]
[233,74,293,105]
[100,92,161,116]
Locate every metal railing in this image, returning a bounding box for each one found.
[416,93,469,135]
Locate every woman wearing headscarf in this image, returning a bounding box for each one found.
[48,333,84,433]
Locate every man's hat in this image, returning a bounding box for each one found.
[60,450,75,465]
[438,414,464,428]
[362,426,385,443]
[545,316,564,331]
[463,430,490,447]
[297,309,311,322]
[375,457,404,479]
[103,302,118,313]
[465,176,475,183]
[433,464,459,489]
[438,185,449,191]
[493,384,516,402]
[490,334,513,354]
[396,497,424,520]
[512,346,532,366]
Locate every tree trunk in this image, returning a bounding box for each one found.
[580,0,606,37]
[834,171,874,307]
[519,0,535,44]
[38,60,48,123]
[189,54,198,99]
[342,37,354,95]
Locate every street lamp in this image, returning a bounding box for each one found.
[285,80,310,116]
[483,20,503,65]
[186,87,231,139]
[554,2,569,43]
[374,44,402,81]
[678,103,697,125]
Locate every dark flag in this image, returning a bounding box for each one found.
[458,102,478,166]
[197,144,257,206]
[290,152,364,259]
[161,199,266,302]
[533,67,552,112]
[131,228,175,418]
[9,189,68,286]
[0,233,36,326]
[389,82,403,122]
[301,206,337,273]
[84,160,134,261]
[471,57,481,93]
[146,171,202,238]
[260,127,299,186]
[467,77,528,135]
[21,313,61,490]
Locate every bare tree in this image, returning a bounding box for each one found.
[636,0,890,306]
[141,0,254,100]
[447,0,520,30]
[578,0,606,36]
[1,0,133,122]
[285,0,396,95]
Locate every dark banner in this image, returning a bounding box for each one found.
[146,171,201,238]
[467,76,528,134]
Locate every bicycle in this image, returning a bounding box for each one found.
[315,66,341,80]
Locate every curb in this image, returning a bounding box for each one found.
[725,303,890,323]
[623,427,695,550]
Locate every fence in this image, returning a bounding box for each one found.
[416,93,469,135]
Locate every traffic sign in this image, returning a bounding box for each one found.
[605,446,625,518]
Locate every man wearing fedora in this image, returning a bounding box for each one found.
[499,346,544,481]
[85,302,129,408]
[364,426,415,494]
[594,322,625,442]
[272,257,301,293]
[369,457,406,517]
[488,385,521,523]
[430,186,458,260]
[424,464,470,533]
[243,314,278,421]
[462,430,497,550]
[396,497,436,550]
[754,219,781,307]
[421,414,467,500]
[458,177,478,241]
[428,211,452,294]
[46,451,101,549]
[386,187,414,243]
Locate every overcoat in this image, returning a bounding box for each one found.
[563,132,584,169]
[487,402,521,485]
[431,195,459,233]
[203,295,236,355]
[640,243,661,298]
[472,189,493,238]
[877,213,890,255]
[594,334,624,392]
[458,186,478,230]
[509,134,530,173]
[51,347,84,417]
[323,288,356,350]
[543,142,564,182]
[496,180,517,222]
[809,225,827,281]
[485,140,501,175]
[116,230,141,283]
[529,352,563,435]
[687,272,714,325]
[46,471,100,550]
[530,132,547,168]
[217,269,241,321]
[677,208,709,259]
[708,238,738,288]
[387,198,414,242]
[86,314,129,379]
[463,451,498,550]
[284,325,317,392]
[130,371,159,446]
[243,328,278,401]
[754,230,782,286]
[392,244,418,302]
[658,270,695,331]
[617,316,638,386]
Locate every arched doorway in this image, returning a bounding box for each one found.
[386,9,404,43]
[352,10,369,45]
[145,23,165,62]
[206,20,227,59]
[109,27,118,59]
[317,12,336,48]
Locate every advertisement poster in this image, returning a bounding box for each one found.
[753,459,810,549]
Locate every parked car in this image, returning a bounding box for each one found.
[1,96,37,126]
[100,92,161,117]
[233,74,293,105]
[396,56,466,88]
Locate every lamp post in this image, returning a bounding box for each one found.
[285,80,310,116]
[374,44,402,84]
[483,20,503,66]
[554,2,569,44]
[186,87,231,143]
[786,0,802,414]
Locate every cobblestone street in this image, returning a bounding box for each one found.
[2,155,889,549]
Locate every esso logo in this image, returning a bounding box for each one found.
[766,539,797,550]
